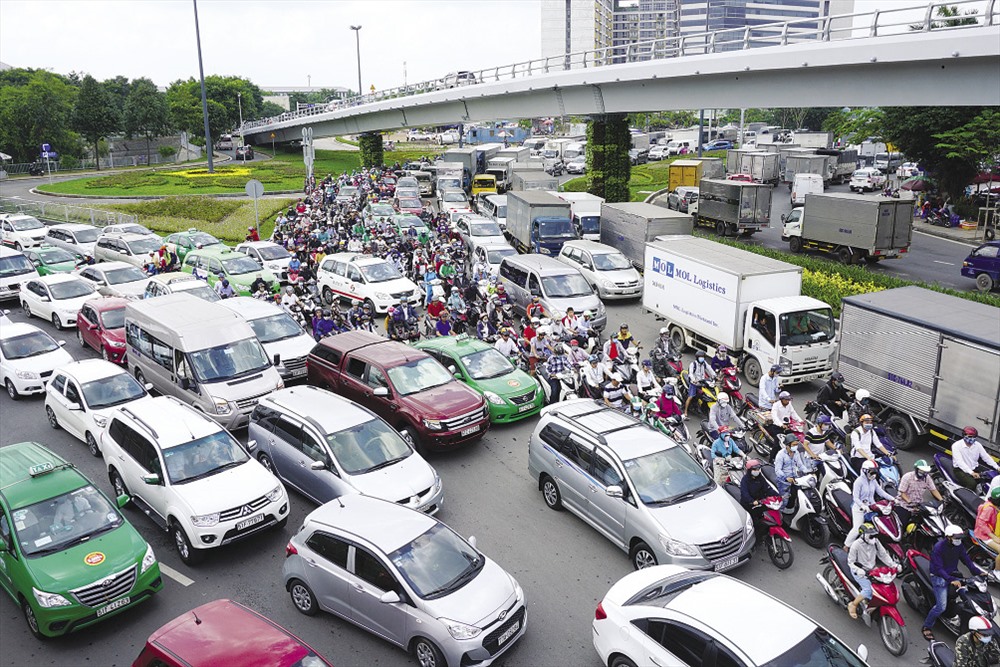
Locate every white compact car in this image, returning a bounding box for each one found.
[0,319,72,399]
[20,274,98,329]
[76,261,151,299]
[44,223,101,258]
[217,297,315,382]
[0,214,49,251]
[557,240,642,300]
[234,241,293,282]
[317,252,419,313]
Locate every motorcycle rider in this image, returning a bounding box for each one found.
[922,525,986,641]
[952,426,999,492]
[683,351,717,420]
[494,328,518,357]
[582,354,610,399]
[710,426,744,484]
[653,384,683,421]
[603,373,631,411]
[845,460,896,547]
[816,372,851,417]
[849,414,895,475]
[215,277,236,299]
[973,487,1000,579]
[953,616,1000,667]
[768,391,802,450]
[526,295,545,320]
[774,433,813,503]
[710,345,734,372]
[313,308,336,339]
[847,388,873,430]
[634,360,661,400]
[541,343,571,404]
[707,392,742,439]
[805,414,840,457]
[758,364,783,410]
[566,339,589,366]
[740,459,771,538]
[281,285,300,312]
[896,459,943,529]
[846,523,899,620]
[249,273,269,295]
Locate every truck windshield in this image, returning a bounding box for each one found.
[537,218,575,238]
[15,485,124,557]
[541,273,593,298]
[779,308,836,346]
[579,216,600,234]
[188,337,271,383]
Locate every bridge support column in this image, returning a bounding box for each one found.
[358,132,384,168]
[586,113,631,203]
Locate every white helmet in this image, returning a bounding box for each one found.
[717,393,730,405]
[944,524,964,539]
[861,460,877,473]
[969,615,993,632]
[855,389,870,401]
[659,327,669,335]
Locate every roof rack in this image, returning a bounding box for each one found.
[120,406,159,439]
[547,400,646,445]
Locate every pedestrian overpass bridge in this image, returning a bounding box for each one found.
[243,0,1000,144]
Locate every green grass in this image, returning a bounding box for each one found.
[103,197,296,243]
[562,151,727,201]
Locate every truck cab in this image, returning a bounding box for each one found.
[741,298,837,385]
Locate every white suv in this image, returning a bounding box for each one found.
[317,252,419,314]
[100,396,289,565]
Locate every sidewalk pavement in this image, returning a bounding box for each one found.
[911,217,993,246]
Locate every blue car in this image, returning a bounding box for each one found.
[702,140,734,151]
[961,240,1000,292]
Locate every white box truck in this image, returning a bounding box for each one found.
[739,152,781,184]
[486,157,516,192]
[791,131,833,149]
[602,203,693,268]
[550,191,605,241]
[643,236,836,385]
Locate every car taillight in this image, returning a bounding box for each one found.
[595,602,607,620]
[285,542,297,557]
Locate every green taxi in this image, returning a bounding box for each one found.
[0,442,162,638]
[415,335,543,423]
[181,246,278,295]
[163,228,225,262]
[392,214,432,245]
[23,246,81,275]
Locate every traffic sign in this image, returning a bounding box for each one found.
[245,179,264,198]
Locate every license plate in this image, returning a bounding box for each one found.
[497,620,520,646]
[714,556,739,572]
[96,596,130,617]
[236,514,264,531]
[460,425,480,437]
[518,404,535,413]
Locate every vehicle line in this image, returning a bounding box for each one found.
[932,260,955,265]
[159,563,195,587]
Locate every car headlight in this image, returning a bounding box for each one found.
[423,419,442,431]
[778,356,793,373]
[191,513,220,528]
[745,513,754,537]
[267,263,281,271]
[375,292,390,300]
[441,618,482,640]
[659,533,700,557]
[275,379,285,390]
[140,544,157,574]
[32,587,72,608]
[433,474,442,492]
[15,370,39,380]
[266,486,283,502]
[92,414,108,428]
[513,579,524,602]
[602,280,615,289]
[107,339,126,348]
[483,391,505,406]
[539,248,551,255]
[213,399,233,415]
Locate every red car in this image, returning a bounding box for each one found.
[76,297,128,364]
[132,599,333,667]
[396,197,424,216]
[727,173,755,182]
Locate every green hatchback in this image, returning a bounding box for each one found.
[415,336,543,423]
[181,246,278,295]
[0,442,162,638]
[163,228,225,263]
[23,246,81,275]
[392,214,431,245]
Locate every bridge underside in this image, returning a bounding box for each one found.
[245,27,1000,144]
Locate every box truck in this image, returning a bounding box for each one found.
[781,193,912,264]
[691,157,724,179]
[643,236,836,385]
[496,146,530,162]
[695,179,773,237]
[506,191,576,255]
[791,131,833,149]
[551,191,605,241]
[510,170,558,192]
[441,147,478,188]
[783,154,830,186]
[726,149,758,174]
[668,160,704,192]
[816,148,859,184]
[836,286,999,451]
[738,152,781,185]
[486,157,516,192]
[602,203,692,268]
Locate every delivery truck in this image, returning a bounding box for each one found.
[441,147,478,189]
[496,146,530,162]
[643,236,836,385]
[781,193,912,264]
[695,178,772,237]
[726,149,758,175]
[551,191,605,241]
[783,154,830,186]
[602,203,692,268]
[836,286,1000,451]
[506,191,577,255]
[791,131,833,149]
[816,148,859,184]
[738,152,781,184]
[510,170,559,192]
[486,157,516,192]
[691,157,724,179]
[668,160,704,192]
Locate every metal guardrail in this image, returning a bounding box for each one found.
[242,0,998,133]
[0,198,138,228]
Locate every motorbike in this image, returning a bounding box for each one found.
[901,500,952,555]
[927,207,961,228]
[743,410,807,461]
[823,475,860,540]
[901,549,995,639]
[755,494,795,569]
[932,453,988,530]
[757,465,830,549]
[865,499,905,561]
[680,374,719,419]
[696,419,748,458]
[925,640,955,667]
[817,545,907,656]
[608,345,641,385]
[649,346,682,381]
[641,390,690,444]
[717,367,745,407]
[537,362,582,404]
[804,400,850,445]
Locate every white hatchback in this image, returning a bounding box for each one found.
[0,320,72,399]
[21,274,98,329]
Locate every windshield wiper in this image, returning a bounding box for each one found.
[363,456,408,473]
[659,482,713,505]
[177,461,243,484]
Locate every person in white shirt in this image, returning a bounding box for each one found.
[952,426,999,491]
[634,360,661,400]
[849,414,894,474]
[493,328,518,357]
[767,391,801,455]
[562,308,581,336]
[758,364,783,410]
[582,354,610,399]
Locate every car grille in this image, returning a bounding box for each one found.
[698,529,745,562]
[40,370,53,379]
[283,356,307,372]
[788,358,830,375]
[235,391,271,411]
[396,485,433,505]
[71,565,137,608]
[482,606,525,655]
[441,406,486,431]
[390,290,414,300]
[509,389,536,406]
[219,494,270,523]
[614,280,640,288]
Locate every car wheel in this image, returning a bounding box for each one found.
[6,378,20,401]
[836,247,854,265]
[412,637,446,667]
[630,541,658,570]
[51,314,62,330]
[21,302,31,319]
[14,242,23,252]
[715,220,728,237]
[258,453,276,474]
[884,414,918,450]
[135,368,146,386]
[101,346,111,362]
[77,328,86,347]
[21,597,45,640]
[541,475,562,510]
[322,286,334,306]
[364,298,376,313]
[86,431,101,457]
[45,405,60,430]
[611,658,638,667]
[399,425,422,452]
[171,520,203,565]
[110,469,129,498]
[976,273,995,293]
[289,579,319,616]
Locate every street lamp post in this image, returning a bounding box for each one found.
[192,0,214,172]
[350,25,362,97]
[237,92,245,162]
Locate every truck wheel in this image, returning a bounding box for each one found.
[975,273,995,293]
[789,237,803,253]
[742,358,762,386]
[985,228,996,241]
[836,247,854,265]
[715,221,728,237]
[884,414,918,450]
[668,327,686,354]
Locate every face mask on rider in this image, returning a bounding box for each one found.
[863,423,873,432]
[951,538,964,546]
[863,535,875,544]
[751,469,761,477]
[980,634,993,644]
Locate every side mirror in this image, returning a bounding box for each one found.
[180,377,191,390]
[780,214,786,223]
[66,401,82,411]
[141,473,160,486]
[144,383,153,391]
[0,541,7,554]
[310,460,327,471]
[273,353,281,366]
[448,365,457,374]
[606,485,624,498]
[116,493,130,509]
[40,296,50,302]
[468,535,477,549]
[379,590,401,604]
[373,387,389,397]
[58,340,66,347]
[529,289,540,297]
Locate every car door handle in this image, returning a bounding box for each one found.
[352,583,364,592]
[554,460,564,467]
[298,460,307,467]
[589,485,599,493]
[304,557,316,568]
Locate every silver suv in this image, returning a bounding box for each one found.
[527,399,754,572]
[283,494,526,667]
[248,386,443,513]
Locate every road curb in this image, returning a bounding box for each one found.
[911,220,986,247]
[28,188,301,200]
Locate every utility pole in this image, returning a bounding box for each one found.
[350,26,363,97]
[237,92,245,162]
[193,0,214,172]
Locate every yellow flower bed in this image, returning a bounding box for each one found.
[174,167,253,179]
[802,268,884,312]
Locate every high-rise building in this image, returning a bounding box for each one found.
[541,0,616,66]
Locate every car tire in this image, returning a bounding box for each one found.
[135,368,146,386]
[399,425,422,453]
[630,541,658,570]
[86,431,101,457]
[6,378,20,401]
[322,286,335,306]
[45,405,60,430]
[289,579,319,616]
[258,453,276,475]
[611,657,639,667]
[412,637,446,667]
[51,314,62,330]
[21,597,45,640]
[21,302,31,319]
[715,221,728,237]
[976,273,995,293]
[101,346,112,362]
[789,237,803,253]
[110,468,129,498]
[884,413,918,450]
[541,475,562,510]
[77,328,86,347]
[171,520,203,565]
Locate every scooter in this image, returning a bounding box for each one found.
[649,346,682,381]
[866,499,905,561]
[537,362,581,404]
[770,468,830,549]
[609,345,641,385]
[901,549,995,638]
[750,494,794,569]
[934,451,998,498]
[817,545,907,656]
[925,641,955,667]
[804,401,850,444]
[901,500,952,555]
[932,453,987,530]
[717,366,745,407]
[681,374,719,418]
[824,476,859,540]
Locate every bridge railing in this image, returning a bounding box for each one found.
[242,0,997,133]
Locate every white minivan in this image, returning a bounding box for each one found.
[317,252,419,313]
[790,173,824,207]
[218,297,315,382]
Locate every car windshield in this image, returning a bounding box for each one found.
[460,348,514,380]
[443,192,466,203]
[73,228,100,243]
[359,262,403,283]
[538,218,576,238]
[189,232,221,247]
[162,430,249,484]
[0,331,60,359]
[11,217,44,231]
[389,523,484,600]
[248,313,303,343]
[105,266,147,285]
[0,254,35,277]
[487,248,517,265]
[761,628,866,667]
[383,177,397,185]
[779,308,836,346]
[188,337,270,383]
[386,357,454,396]
[99,307,126,329]
[339,187,358,196]
[14,485,124,557]
[371,205,395,217]
[221,255,263,276]
[49,280,95,300]
[396,217,424,229]
[257,246,290,261]
[177,284,221,302]
[118,224,150,235]
[439,179,461,190]
[624,446,713,506]
[326,418,412,475]
[579,216,600,234]
[541,273,592,298]
[592,252,631,271]
[37,247,76,264]
[128,237,162,255]
[81,372,147,410]
[398,198,422,209]
[470,222,503,237]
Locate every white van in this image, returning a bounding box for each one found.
[0,246,39,301]
[125,293,283,429]
[790,173,824,207]
[218,297,315,382]
[522,138,547,156]
[476,194,508,229]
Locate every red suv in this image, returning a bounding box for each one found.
[132,599,332,667]
[76,297,128,364]
[307,330,489,451]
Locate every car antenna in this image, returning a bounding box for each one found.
[336,496,345,508]
[192,610,202,625]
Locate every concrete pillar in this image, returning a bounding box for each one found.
[586,113,631,203]
[358,132,384,168]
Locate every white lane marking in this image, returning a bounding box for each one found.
[913,230,978,247]
[933,260,955,265]
[159,564,194,587]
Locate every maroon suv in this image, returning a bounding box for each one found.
[307,330,489,451]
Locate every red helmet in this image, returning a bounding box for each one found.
[718,425,730,434]
[963,426,979,438]
[745,459,762,472]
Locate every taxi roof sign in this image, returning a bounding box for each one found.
[28,462,55,477]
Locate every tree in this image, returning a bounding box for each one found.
[166,76,265,141]
[72,74,122,168]
[933,109,1000,177]
[910,5,979,30]
[124,78,171,164]
[0,68,79,162]
[103,75,132,112]
[822,108,885,145]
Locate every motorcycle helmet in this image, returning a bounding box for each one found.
[718,425,730,434]
[659,327,669,336]
[537,327,549,336]
[588,354,599,363]
[285,285,294,295]
[584,310,594,319]
[830,372,844,383]
[964,426,980,438]
[620,323,629,330]
[322,308,332,317]
[855,389,870,402]
[717,345,728,354]
[770,364,782,373]
[783,433,799,446]
[717,393,730,405]
[570,339,579,347]
[914,459,931,473]
[991,487,1000,503]
[663,385,675,396]
[859,523,878,539]
[969,615,993,632]
[778,391,791,400]
[610,373,622,383]
[860,414,873,423]
[221,278,229,287]
[642,359,652,367]
[861,460,878,475]
[944,524,964,539]
[817,414,832,424]
[745,459,762,472]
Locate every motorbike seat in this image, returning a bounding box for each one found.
[929,641,955,667]
[700,420,713,437]
[832,488,854,517]
[831,547,861,587]
[746,393,760,408]
[954,487,984,518]
[761,464,780,490]
[935,454,957,483]
[913,552,933,583]
[722,481,742,504]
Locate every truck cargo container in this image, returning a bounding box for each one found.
[691,157,724,179]
[509,170,558,192]
[725,149,759,174]
[695,178,772,237]
[643,236,835,385]
[601,203,692,268]
[791,131,833,149]
[485,157,516,192]
[836,287,999,451]
[816,148,859,184]
[738,152,781,184]
[783,154,830,185]
[551,191,605,241]
[506,191,576,255]
[631,133,651,151]
[668,160,704,192]
[496,146,530,162]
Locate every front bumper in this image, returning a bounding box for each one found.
[33,568,163,637]
[7,372,50,395]
[424,416,491,451]
[598,285,643,300]
[190,499,288,549]
[448,604,527,667]
[489,388,544,423]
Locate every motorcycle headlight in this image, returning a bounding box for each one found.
[15,370,39,380]
[659,533,699,557]
[32,587,72,608]
[482,391,505,406]
[213,399,233,415]
[266,485,283,503]
[92,414,109,428]
[423,419,442,431]
[140,544,157,574]
[441,618,482,640]
[191,513,220,527]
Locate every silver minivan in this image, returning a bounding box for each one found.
[124,293,283,429]
[218,297,314,382]
[44,223,100,258]
[497,255,606,330]
[556,240,642,300]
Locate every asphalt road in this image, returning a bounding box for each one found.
[0,298,947,667]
